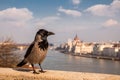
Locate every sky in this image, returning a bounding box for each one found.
[0,0,120,44]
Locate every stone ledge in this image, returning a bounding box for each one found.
[0,68,120,80]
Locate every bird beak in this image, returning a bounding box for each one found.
[48,31,55,36]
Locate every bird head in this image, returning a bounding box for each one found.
[35,29,55,42]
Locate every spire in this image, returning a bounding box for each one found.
[74,34,80,41]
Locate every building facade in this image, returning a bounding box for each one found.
[93,43,120,57]
[66,35,93,55]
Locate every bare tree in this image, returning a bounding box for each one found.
[0,38,20,68]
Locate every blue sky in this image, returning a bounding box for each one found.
[0,0,120,44]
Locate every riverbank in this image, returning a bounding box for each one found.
[0,68,120,80]
[58,49,120,61]
[73,54,120,61]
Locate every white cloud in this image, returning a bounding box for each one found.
[0,7,33,27]
[0,7,60,28]
[58,6,81,17]
[103,19,118,27]
[35,16,60,27]
[85,0,120,17]
[85,5,109,16]
[72,0,80,5]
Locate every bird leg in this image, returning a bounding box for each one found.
[31,64,39,74]
[39,64,45,73]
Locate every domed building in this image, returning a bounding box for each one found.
[72,35,82,54]
[66,34,93,55]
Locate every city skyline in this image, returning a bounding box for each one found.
[0,0,120,43]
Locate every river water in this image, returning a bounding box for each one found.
[19,50,120,75]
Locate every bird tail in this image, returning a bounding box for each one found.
[17,59,27,67]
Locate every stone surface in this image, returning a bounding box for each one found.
[0,68,120,80]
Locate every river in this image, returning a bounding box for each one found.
[18,50,120,75]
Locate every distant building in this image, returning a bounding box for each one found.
[93,43,113,55]
[118,50,120,58]
[57,35,120,58]
[66,35,93,55]
[102,47,118,57]
[67,39,73,52]
[93,42,120,57]
[72,42,93,54]
[0,42,12,45]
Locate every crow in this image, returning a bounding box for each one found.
[17,29,55,74]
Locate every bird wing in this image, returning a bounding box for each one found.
[24,43,34,58]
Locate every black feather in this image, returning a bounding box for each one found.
[24,43,34,58]
[17,60,27,67]
[38,40,48,51]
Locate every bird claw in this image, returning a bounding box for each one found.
[39,70,46,73]
[33,71,39,74]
